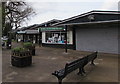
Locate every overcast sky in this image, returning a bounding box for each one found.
[22,0,119,27]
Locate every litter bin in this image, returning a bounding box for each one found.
[7,39,11,49]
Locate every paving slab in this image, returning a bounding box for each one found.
[2,42,119,82]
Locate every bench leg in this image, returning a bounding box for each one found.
[77,68,83,76]
[91,60,95,65]
[81,67,86,74]
[58,79,62,84]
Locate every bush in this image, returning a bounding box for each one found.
[23,42,33,48]
[12,47,27,52]
[23,42,35,56]
[11,47,32,67]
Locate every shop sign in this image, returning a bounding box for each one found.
[17,31,26,34]
[40,27,65,31]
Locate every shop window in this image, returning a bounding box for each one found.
[45,31,67,44]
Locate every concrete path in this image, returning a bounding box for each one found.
[2,42,119,82]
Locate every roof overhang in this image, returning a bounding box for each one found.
[52,10,120,26]
[17,31,26,34]
[54,20,120,26]
[25,30,39,34]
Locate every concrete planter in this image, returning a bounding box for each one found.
[23,43,35,56]
[24,45,35,56]
[11,50,32,67]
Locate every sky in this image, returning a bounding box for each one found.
[22,0,120,27]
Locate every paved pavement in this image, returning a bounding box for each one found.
[2,42,119,83]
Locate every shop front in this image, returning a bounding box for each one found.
[16,31,26,42]
[52,10,119,54]
[17,30,40,44]
[40,27,75,49]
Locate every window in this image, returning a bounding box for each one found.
[45,31,66,44]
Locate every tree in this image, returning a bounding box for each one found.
[0,3,2,37]
[2,0,35,36]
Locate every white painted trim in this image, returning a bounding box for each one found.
[93,12,120,14]
[42,32,46,43]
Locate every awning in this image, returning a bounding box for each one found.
[25,30,39,34]
[17,31,26,34]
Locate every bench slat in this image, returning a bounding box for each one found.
[52,51,98,84]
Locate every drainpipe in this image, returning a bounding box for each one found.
[39,28,41,47]
[64,25,67,53]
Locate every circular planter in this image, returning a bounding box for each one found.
[26,45,35,56]
[11,50,32,67]
[23,42,35,56]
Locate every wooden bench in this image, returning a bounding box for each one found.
[52,51,98,84]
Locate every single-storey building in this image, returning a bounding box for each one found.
[40,26,74,49]
[15,10,119,54]
[16,19,61,44]
[48,10,119,54]
[16,24,40,43]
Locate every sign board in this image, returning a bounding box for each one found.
[40,27,65,31]
[17,31,26,34]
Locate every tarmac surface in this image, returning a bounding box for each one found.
[2,42,119,83]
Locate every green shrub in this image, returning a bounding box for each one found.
[23,42,32,48]
[12,47,26,52]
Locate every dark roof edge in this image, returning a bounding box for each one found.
[39,19,61,25]
[52,10,120,26]
[17,19,61,31]
[56,20,120,26]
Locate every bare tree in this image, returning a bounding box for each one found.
[2,0,35,36]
